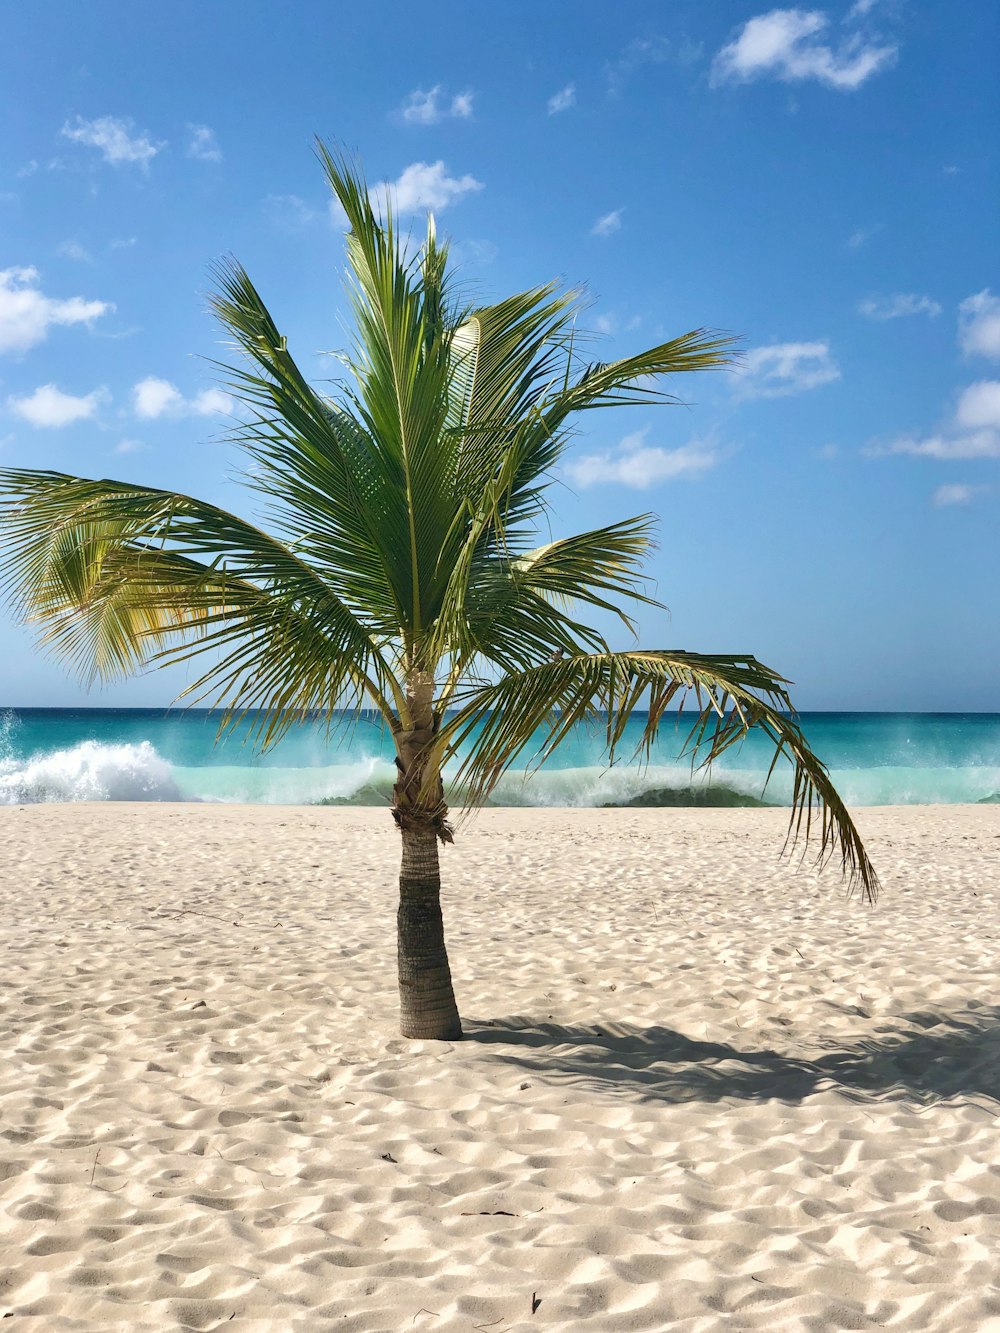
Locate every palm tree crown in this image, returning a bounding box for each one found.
[0,143,877,1040]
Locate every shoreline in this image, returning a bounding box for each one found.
[3,803,998,1329]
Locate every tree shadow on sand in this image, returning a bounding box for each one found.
[464,1006,1000,1109]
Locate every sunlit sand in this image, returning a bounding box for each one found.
[2,803,997,1330]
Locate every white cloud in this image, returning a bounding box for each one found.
[735,341,840,398]
[932,483,981,508]
[191,388,232,415]
[879,430,1000,461]
[858,293,941,320]
[873,374,1000,461]
[187,125,222,163]
[712,8,896,90]
[7,383,108,427]
[0,266,112,355]
[134,377,182,419]
[955,380,1000,431]
[548,84,577,114]
[399,86,475,125]
[592,208,623,238]
[567,428,721,490]
[110,236,137,250]
[378,161,483,214]
[61,115,164,167]
[959,290,1000,361]
[114,438,147,455]
[57,241,93,264]
[132,376,231,420]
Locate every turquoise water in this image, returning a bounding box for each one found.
[0,708,998,806]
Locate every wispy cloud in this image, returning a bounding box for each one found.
[566,428,722,489]
[712,8,897,91]
[932,483,983,508]
[7,383,109,427]
[133,377,231,420]
[114,438,147,455]
[61,115,164,168]
[263,194,318,229]
[56,240,93,264]
[847,222,884,249]
[0,266,112,355]
[399,86,474,125]
[879,431,1000,461]
[186,124,222,162]
[547,83,577,114]
[591,208,623,238]
[605,37,675,94]
[376,161,483,214]
[735,341,840,398]
[859,293,941,320]
[959,289,1000,361]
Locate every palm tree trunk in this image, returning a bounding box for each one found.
[397,825,462,1040]
[392,667,462,1040]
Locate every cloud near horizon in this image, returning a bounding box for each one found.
[712,8,897,91]
[734,340,840,398]
[566,428,721,490]
[0,266,112,355]
[7,383,109,427]
[133,377,231,420]
[60,115,164,167]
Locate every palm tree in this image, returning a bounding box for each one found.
[0,145,877,1040]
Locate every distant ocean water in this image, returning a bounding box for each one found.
[0,708,998,807]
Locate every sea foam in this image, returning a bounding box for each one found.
[0,740,183,805]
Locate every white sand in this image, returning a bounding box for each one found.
[1,802,999,1332]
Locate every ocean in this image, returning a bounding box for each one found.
[0,708,997,808]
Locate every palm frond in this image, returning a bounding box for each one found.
[0,468,400,739]
[209,259,411,635]
[437,649,879,903]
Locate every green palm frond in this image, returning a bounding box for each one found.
[0,468,400,740]
[209,259,411,635]
[437,649,879,903]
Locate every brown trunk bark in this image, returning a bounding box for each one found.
[397,825,462,1040]
[391,668,462,1040]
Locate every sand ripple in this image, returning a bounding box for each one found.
[2,803,999,1330]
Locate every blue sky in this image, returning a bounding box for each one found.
[1,0,997,711]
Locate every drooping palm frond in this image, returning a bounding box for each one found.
[0,469,401,741]
[436,650,879,904]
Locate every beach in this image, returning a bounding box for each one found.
[2,802,998,1331]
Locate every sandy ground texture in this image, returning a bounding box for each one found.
[1,802,999,1332]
